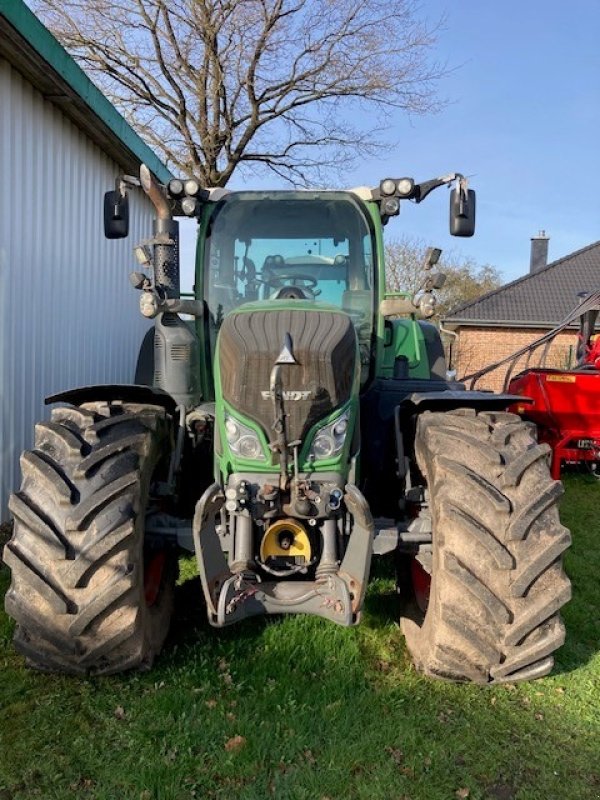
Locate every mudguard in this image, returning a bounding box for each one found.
[401,390,530,413]
[45,384,178,414]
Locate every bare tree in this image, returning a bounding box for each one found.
[385,236,502,318]
[31,0,446,186]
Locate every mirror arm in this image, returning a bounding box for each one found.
[456,175,470,214]
[414,172,463,203]
[109,175,141,219]
[116,174,141,196]
[414,178,445,203]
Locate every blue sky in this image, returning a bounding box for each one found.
[346,0,600,282]
[179,0,600,289]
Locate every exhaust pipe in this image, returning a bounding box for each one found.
[140,164,180,300]
[139,164,199,408]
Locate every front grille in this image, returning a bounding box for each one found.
[218,308,357,446]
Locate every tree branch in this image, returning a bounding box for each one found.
[32,0,449,186]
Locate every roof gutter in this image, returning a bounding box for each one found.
[440,318,576,331]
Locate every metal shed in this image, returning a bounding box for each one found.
[0,1,171,517]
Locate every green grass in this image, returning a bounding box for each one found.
[1,475,599,800]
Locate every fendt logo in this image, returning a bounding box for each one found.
[261,390,312,401]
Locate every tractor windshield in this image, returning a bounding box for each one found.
[201,191,377,380]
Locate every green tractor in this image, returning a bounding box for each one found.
[3,167,571,683]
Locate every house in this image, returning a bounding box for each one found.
[0,0,171,517]
[442,235,600,391]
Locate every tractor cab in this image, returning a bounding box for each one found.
[200,191,377,383]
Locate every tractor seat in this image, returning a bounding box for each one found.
[272,286,314,300]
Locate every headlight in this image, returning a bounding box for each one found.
[224,414,266,461]
[309,410,351,461]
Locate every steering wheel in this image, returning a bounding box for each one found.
[345,309,366,325]
[264,272,318,290]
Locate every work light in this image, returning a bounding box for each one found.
[382,197,400,216]
[181,196,198,216]
[184,178,201,196]
[396,178,414,197]
[168,179,184,197]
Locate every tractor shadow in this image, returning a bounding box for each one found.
[164,574,271,669]
[359,542,599,678]
[360,555,419,632]
[165,562,408,677]
[550,474,600,675]
[164,486,600,678]
[369,483,600,676]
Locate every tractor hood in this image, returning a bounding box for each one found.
[216,304,358,448]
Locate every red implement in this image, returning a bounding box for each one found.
[508,368,600,479]
[462,291,600,479]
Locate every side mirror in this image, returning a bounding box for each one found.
[104,190,129,239]
[428,272,446,290]
[423,246,442,269]
[449,187,476,237]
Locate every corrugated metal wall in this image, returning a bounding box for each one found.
[0,58,156,518]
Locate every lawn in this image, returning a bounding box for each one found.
[0,475,598,800]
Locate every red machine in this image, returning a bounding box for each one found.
[464,291,600,479]
[508,368,600,479]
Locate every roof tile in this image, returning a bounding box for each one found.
[444,241,600,325]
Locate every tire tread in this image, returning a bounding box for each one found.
[402,409,571,684]
[3,403,174,675]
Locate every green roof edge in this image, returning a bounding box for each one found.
[0,0,172,184]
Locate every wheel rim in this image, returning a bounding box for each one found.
[144,551,167,607]
[411,557,431,614]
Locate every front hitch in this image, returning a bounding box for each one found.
[192,483,374,627]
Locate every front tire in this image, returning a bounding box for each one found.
[3,402,175,675]
[401,409,571,684]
